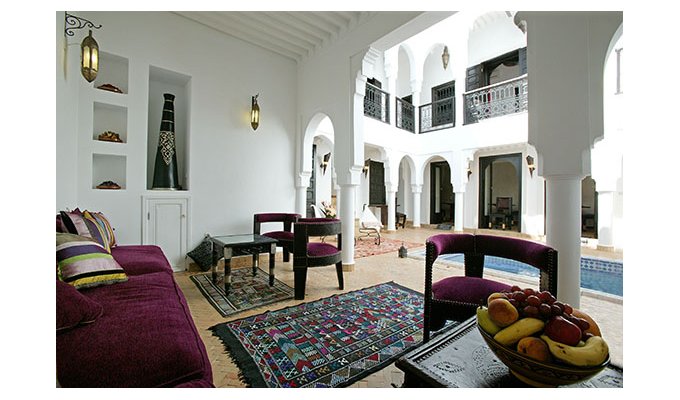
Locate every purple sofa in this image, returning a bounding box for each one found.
[56,244,213,388]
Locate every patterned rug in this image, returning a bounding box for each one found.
[354,237,423,258]
[190,268,295,317]
[210,282,425,387]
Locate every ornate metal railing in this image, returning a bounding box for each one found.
[395,98,415,133]
[364,83,390,123]
[419,97,455,133]
[464,75,528,125]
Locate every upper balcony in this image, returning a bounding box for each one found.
[363,75,528,133]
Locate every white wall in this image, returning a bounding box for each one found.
[56,11,297,247]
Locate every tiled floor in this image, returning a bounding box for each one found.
[174,226,623,388]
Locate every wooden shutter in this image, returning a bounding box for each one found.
[518,47,527,75]
[369,160,386,205]
[466,64,484,91]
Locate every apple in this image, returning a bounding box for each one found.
[544,315,582,346]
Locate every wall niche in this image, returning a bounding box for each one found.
[147,65,191,191]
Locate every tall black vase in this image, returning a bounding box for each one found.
[152,93,181,190]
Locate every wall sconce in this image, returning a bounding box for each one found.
[526,155,536,177]
[320,152,331,175]
[467,162,472,179]
[250,94,260,130]
[64,13,102,83]
[441,46,450,70]
[362,159,370,178]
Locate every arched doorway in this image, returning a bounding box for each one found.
[430,161,454,227]
[581,176,598,238]
[479,153,521,231]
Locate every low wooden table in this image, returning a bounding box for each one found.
[396,317,623,388]
[208,234,277,295]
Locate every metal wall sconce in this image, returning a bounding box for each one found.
[467,162,472,179]
[250,94,260,130]
[64,13,102,83]
[363,159,370,177]
[442,46,450,70]
[320,152,331,175]
[526,155,536,177]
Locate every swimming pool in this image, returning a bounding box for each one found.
[410,250,623,297]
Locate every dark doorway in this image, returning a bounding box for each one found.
[306,144,316,217]
[581,176,598,238]
[479,154,521,231]
[430,161,454,226]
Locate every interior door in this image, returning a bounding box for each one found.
[478,154,521,231]
[429,162,454,225]
[143,196,188,272]
[306,144,317,217]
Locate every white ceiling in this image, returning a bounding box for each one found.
[174,11,371,63]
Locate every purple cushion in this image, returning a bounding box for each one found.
[56,271,212,387]
[56,280,103,333]
[263,231,294,242]
[111,245,172,275]
[255,213,300,223]
[432,276,511,306]
[307,242,340,257]
[475,234,554,272]
[427,233,475,260]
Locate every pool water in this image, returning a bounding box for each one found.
[413,251,623,297]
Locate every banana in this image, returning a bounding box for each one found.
[493,317,545,346]
[541,334,609,367]
[476,306,501,335]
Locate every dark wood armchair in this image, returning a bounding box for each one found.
[423,233,558,342]
[253,213,300,262]
[292,218,343,300]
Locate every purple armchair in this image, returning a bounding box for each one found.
[254,213,301,262]
[423,233,558,342]
[292,218,343,300]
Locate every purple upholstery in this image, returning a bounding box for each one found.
[263,231,294,241]
[307,242,340,257]
[111,245,172,275]
[255,213,299,223]
[426,233,475,260]
[475,234,554,273]
[56,239,213,388]
[57,271,212,387]
[432,276,511,306]
[56,280,103,332]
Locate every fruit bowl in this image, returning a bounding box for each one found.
[477,324,610,387]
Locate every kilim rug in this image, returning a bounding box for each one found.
[190,268,295,317]
[354,237,423,258]
[210,282,425,387]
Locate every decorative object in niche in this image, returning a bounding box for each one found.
[96,83,123,93]
[151,93,181,190]
[96,181,121,190]
[98,131,122,143]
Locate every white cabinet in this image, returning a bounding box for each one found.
[142,195,190,272]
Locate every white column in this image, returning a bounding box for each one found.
[295,185,307,216]
[340,184,356,268]
[412,184,422,227]
[410,79,421,133]
[454,191,464,231]
[596,190,615,250]
[386,190,396,231]
[545,176,582,308]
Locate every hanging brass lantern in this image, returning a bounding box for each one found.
[441,46,450,70]
[81,30,99,83]
[251,94,260,130]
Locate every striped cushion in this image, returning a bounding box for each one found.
[86,211,117,248]
[56,233,127,290]
[60,210,110,252]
